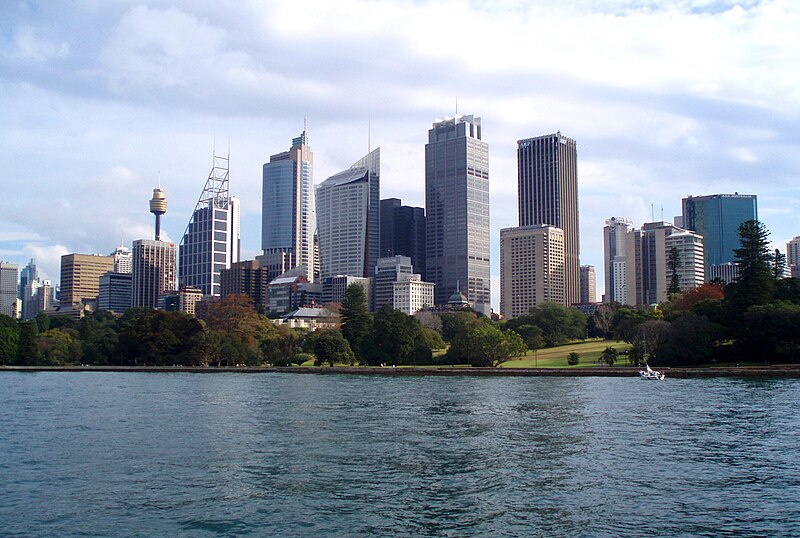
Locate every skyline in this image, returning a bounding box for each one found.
[2,1,799,311]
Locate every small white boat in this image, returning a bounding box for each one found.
[639,364,665,380]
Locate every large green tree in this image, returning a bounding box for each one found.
[667,246,682,296]
[0,314,20,364]
[727,219,775,314]
[361,306,432,366]
[447,320,527,367]
[312,329,355,366]
[339,283,371,360]
[506,302,586,347]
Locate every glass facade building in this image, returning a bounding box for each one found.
[681,193,757,281]
[380,198,426,278]
[517,132,580,306]
[425,115,490,310]
[261,131,315,280]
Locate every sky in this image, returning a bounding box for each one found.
[2,0,799,311]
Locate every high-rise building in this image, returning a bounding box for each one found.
[322,275,371,306]
[580,265,597,304]
[373,255,413,311]
[425,115,490,312]
[179,153,241,296]
[316,148,380,279]
[260,131,315,280]
[665,230,705,293]
[0,262,19,318]
[603,217,634,304]
[179,286,204,316]
[681,193,757,281]
[500,225,565,319]
[220,259,271,312]
[59,253,115,307]
[517,132,580,305]
[132,239,177,309]
[19,258,37,298]
[110,245,132,274]
[393,273,435,315]
[787,236,800,279]
[98,272,132,313]
[380,198,426,277]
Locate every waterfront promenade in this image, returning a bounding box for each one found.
[4,365,800,378]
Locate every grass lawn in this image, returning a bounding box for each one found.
[500,339,633,368]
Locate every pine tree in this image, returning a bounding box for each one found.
[667,246,682,296]
[728,219,775,315]
[340,283,370,361]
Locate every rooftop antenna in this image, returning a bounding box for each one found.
[368,113,371,154]
[455,96,458,117]
[661,206,664,222]
[651,203,654,222]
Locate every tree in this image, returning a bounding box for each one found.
[773,248,787,280]
[657,312,719,366]
[447,321,527,367]
[511,324,545,351]
[567,352,580,366]
[415,310,443,333]
[313,329,355,366]
[116,310,205,366]
[0,314,20,364]
[339,283,371,360]
[362,306,433,366]
[727,220,775,315]
[204,294,277,365]
[34,312,51,333]
[667,246,682,296]
[16,321,39,365]
[634,320,672,364]
[506,302,586,347]
[440,311,478,342]
[37,329,82,365]
[599,346,617,366]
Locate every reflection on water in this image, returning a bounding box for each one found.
[1,373,799,536]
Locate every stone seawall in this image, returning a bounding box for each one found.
[3,365,800,378]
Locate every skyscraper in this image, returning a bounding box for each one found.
[579,265,597,304]
[603,217,633,304]
[0,262,19,318]
[380,198,426,277]
[788,236,800,279]
[425,115,490,311]
[111,245,132,274]
[316,148,380,279]
[179,153,241,296]
[500,225,565,319]
[132,239,177,308]
[59,253,115,307]
[681,193,757,280]
[260,131,315,280]
[517,132,580,305]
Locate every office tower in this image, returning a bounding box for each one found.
[0,262,19,318]
[36,280,54,314]
[517,132,580,305]
[665,230,705,292]
[425,115,490,312]
[111,245,132,274]
[316,148,380,279]
[179,153,241,296]
[98,272,133,313]
[625,222,704,305]
[179,286,204,316]
[603,217,634,304]
[373,255,413,311]
[393,274,435,315]
[260,131,315,280]
[59,253,115,307]
[681,193,757,280]
[132,239,177,309]
[580,265,597,303]
[220,260,272,312]
[787,237,800,279]
[322,275,371,306]
[500,225,565,319]
[380,198,426,277]
[19,259,37,298]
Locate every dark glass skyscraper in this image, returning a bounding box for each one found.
[517,132,580,305]
[681,193,757,280]
[425,115,490,311]
[379,198,426,277]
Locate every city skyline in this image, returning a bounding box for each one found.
[2,2,799,311]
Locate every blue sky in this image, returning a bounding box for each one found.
[2,0,799,310]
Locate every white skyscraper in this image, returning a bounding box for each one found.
[0,262,19,318]
[603,217,633,304]
[788,236,800,279]
[111,245,132,274]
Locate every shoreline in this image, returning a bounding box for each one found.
[2,365,800,378]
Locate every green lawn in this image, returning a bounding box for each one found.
[500,339,633,368]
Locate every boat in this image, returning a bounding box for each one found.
[639,364,665,380]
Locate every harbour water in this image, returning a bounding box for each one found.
[2,372,799,536]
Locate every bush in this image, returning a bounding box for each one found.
[567,352,580,366]
[293,352,315,366]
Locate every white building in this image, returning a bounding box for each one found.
[0,262,19,318]
[788,236,800,279]
[500,225,565,319]
[603,217,633,304]
[111,245,132,274]
[393,273,435,315]
[665,229,705,293]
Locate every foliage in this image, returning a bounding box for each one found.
[633,320,672,364]
[655,312,718,366]
[203,295,277,366]
[447,320,527,367]
[588,303,617,339]
[116,310,205,366]
[312,329,355,366]
[772,248,787,280]
[726,219,775,315]
[421,327,446,350]
[36,329,82,365]
[670,283,725,314]
[361,306,433,365]
[292,352,315,366]
[567,352,580,366]
[506,302,586,347]
[16,321,39,365]
[415,310,443,333]
[599,346,617,366]
[261,325,301,365]
[439,311,478,342]
[510,324,545,351]
[611,305,659,343]
[34,312,51,333]
[739,302,800,363]
[339,283,371,361]
[0,314,20,364]
[667,246,682,296]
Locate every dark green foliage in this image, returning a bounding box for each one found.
[611,305,658,343]
[505,302,586,347]
[440,311,478,342]
[312,329,355,366]
[36,329,82,365]
[116,310,204,366]
[667,246,681,296]
[261,325,301,365]
[567,352,580,366]
[600,346,617,366]
[34,312,51,333]
[510,324,544,351]
[726,220,775,316]
[0,314,20,364]
[447,320,527,367]
[292,352,314,366]
[739,302,800,363]
[361,306,433,366]
[655,312,718,366]
[79,311,119,365]
[776,277,800,304]
[16,321,39,364]
[339,283,371,361]
[772,248,787,280]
